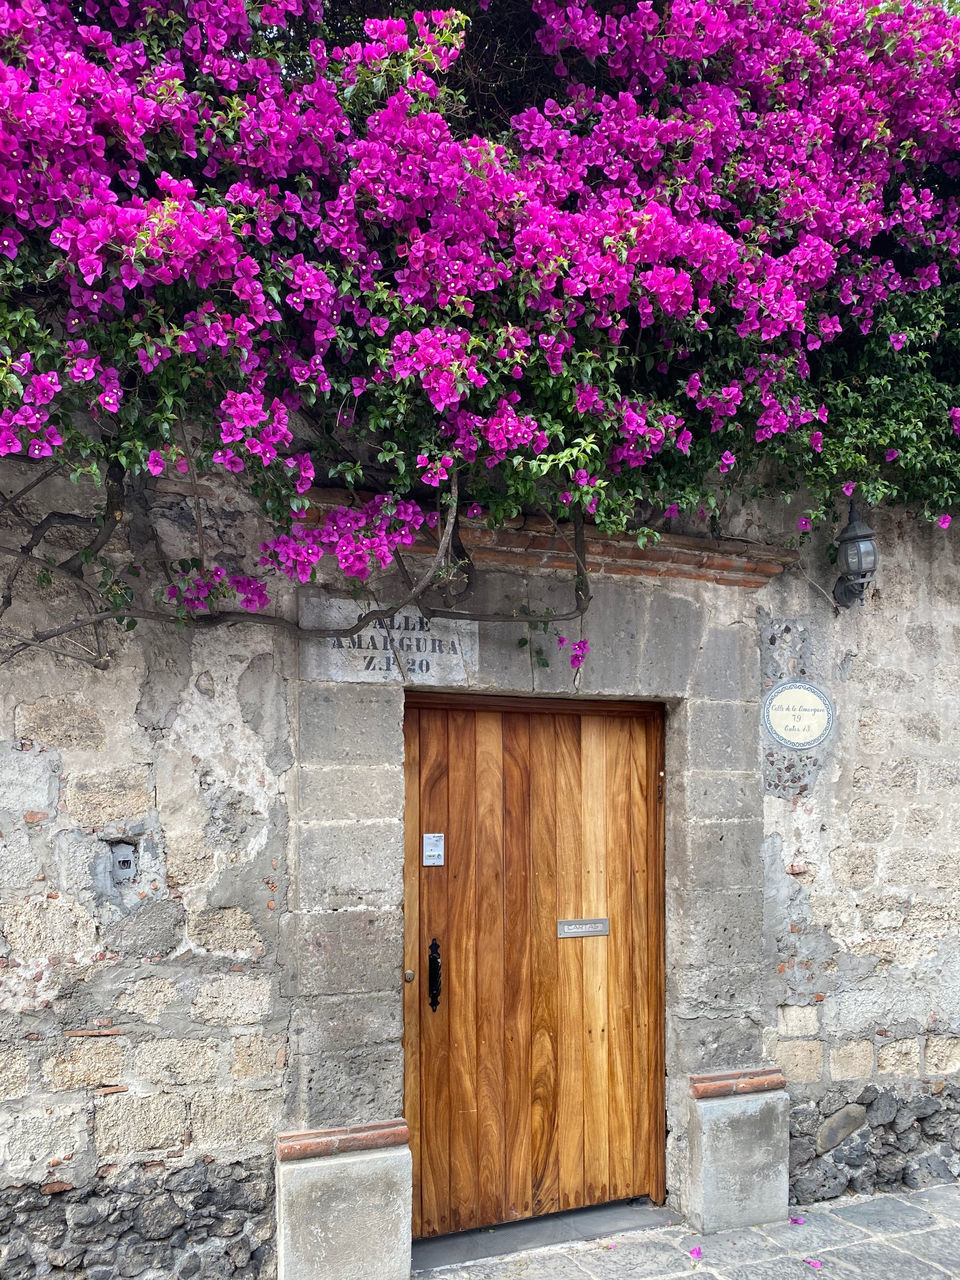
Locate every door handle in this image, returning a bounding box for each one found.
[428,938,441,1012]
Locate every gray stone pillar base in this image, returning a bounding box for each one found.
[277,1120,411,1280]
[686,1069,789,1234]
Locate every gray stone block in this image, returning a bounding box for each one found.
[678,771,762,824]
[686,700,761,773]
[298,684,403,766]
[816,1103,867,1155]
[669,963,767,1017]
[475,620,537,693]
[296,909,402,996]
[298,765,403,826]
[553,578,646,698]
[669,820,764,892]
[290,993,402,1056]
[908,1226,960,1272]
[671,888,765,971]
[277,1146,411,1280]
[666,1014,764,1075]
[639,591,704,698]
[297,821,403,911]
[674,1225,785,1265]
[289,1042,404,1129]
[686,1089,789,1234]
[690,624,760,702]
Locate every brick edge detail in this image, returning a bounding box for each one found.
[276,1118,409,1162]
[406,525,793,590]
[689,1068,786,1100]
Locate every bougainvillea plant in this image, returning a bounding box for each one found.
[3,0,960,663]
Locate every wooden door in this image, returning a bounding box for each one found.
[403,695,665,1239]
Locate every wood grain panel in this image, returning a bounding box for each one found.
[580,716,609,1205]
[555,713,584,1210]
[418,709,451,1237]
[605,716,634,1201]
[402,710,422,1237]
[406,697,666,1234]
[447,709,479,1231]
[529,714,559,1215]
[475,711,506,1226]
[503,713,532,1219]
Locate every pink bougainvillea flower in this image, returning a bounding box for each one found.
[803,1262,822,1270]
[842,482,856,497]
[889,333,907,350]
[790,1216,805,1225]
[0,227,22,259]
[797,517,812,532]
[569,639,589,669]
[718,450,736,474]
[465,502,482,518]
[885,449,899,461]
[557,635,568,648]
[663,503,679,518]
[146,450,166,477]
[938,514,952,529]
[689,1246,703,1259]
[810,432,823,453]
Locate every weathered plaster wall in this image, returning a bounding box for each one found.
[0,622,295,1279]
[2,499,959,1278]
[756,510,960,1200]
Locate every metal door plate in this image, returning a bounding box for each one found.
[557,917,609,938]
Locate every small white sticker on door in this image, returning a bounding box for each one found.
[422,833,445,867]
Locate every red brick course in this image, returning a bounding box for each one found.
[276,1118,409,1162]
[302,489,795,591]
[689,1067,786,1100]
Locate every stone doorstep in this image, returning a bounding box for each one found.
[277,1117,409,1162]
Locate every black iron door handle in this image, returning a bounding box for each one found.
[428,938,441,1012]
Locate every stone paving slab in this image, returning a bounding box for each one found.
[828,1194,939,1235]
[413,1183,960,1279]
[907,1226,960,1272]
[816,1239,951,1278]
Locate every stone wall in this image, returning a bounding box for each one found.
[755,510,960,1201]
[0,622,295,1279]
[2,493,959,1275]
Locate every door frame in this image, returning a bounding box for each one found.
[402,691,666,1236]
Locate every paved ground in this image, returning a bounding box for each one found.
[412,1182,960,1278]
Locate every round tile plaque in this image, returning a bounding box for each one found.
[762,680,834,750]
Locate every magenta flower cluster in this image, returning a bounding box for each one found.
[2,0,960,656]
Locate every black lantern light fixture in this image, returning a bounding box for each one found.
[833,503,878,608]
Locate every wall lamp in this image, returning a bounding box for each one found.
[833,504,878,608]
